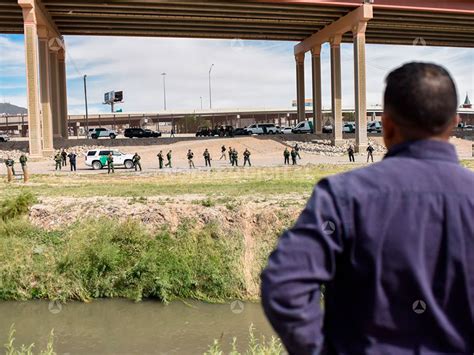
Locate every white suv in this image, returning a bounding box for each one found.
[88,128,117,139]
[245,123,278,135]
[85,149,135,170]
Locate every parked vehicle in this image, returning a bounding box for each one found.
[233,128,250,136]
[343,122,356,133]
[457,122,473,131]
[0,132,10,142]
[322,124,333,133]
[281,127,293,134]
[367,121,383,133]
[84,149,135,170]
[195,127,213,137]
[88,128,117,139]
[124,127,162,138]
[292,121,314,134]
[196,125,234,137]
[245,123,278,135]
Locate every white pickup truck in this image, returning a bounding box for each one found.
[85,149,135,170]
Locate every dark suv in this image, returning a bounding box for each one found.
[124,127,162,138]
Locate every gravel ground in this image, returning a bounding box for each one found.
[0,136,471,175]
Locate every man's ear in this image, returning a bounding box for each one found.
[382,113,396,149]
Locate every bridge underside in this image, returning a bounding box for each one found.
[1,1,473,47]
[0,0,473,155]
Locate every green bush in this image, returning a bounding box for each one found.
[0,192,37,222]
[0,217,247,303]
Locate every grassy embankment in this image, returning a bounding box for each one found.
[0,162,472,304]
[0,165,357,303]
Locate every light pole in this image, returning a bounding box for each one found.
[209,64,214,109]
[200,96,203,110]
[161,72,167,111]
[83,75,89,138]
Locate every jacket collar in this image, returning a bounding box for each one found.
[384,139,459,163]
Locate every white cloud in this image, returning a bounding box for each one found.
[1,34,472,113]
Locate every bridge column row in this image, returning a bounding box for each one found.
[20,0,68,157]
[294,19,369,152]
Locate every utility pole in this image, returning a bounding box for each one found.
[209,64,214,109]
[200,96,203,110]
[83,74,89,138]
[161,72,167,111]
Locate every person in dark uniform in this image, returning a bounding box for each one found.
[203,149,211,167]
[61,149,67,167]
[283,148,290,165]
[261,62,474,355]
[157,151,164,169]
[220,145,227,160]
[290,148,297,165]
[348,145,355,162]
[367,143,375,162]
[294,144,302,159]
[107,153,114,174]
[243,148,251,167]
[54,152,62,171]
[228,146,233,163]
[232,149,238,167]
[68,151,77,171]
[187,149,195,169]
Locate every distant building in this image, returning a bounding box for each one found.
[462,92,472,109]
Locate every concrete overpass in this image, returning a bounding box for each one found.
[1,0,473,155]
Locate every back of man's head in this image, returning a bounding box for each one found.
[384,62,458,137]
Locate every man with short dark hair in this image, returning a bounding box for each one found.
[261,63,474,354]
[366,143,374,162]
[68,151,77,172]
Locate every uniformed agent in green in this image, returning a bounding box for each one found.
[203,148,211,167]
[54,152,62,170]
[243,148,251,167]
[165,150,172,168]
[5,155,15,175]
[133,153,142,171]
[157,150,164,169]
[283,148,290,165]
[187,149,195,169]
[107,152,115,174]
[290,148,297,165]
[232,149,239,167]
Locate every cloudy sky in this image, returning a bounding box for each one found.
[0,34,473,114]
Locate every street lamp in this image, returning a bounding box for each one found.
[161,72,167,111]
[83,74,89,138]
[209,64,214,109]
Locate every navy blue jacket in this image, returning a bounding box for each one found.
[261,140,474,354]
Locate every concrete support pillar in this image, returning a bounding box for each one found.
[330,35,343,145]
[49,49,61,138]
[22,18,42,156]
[311,46,323,134]
[58,49,69,138]
[38,30,54,155]
[353,23,368,152]
[295,53,305,122]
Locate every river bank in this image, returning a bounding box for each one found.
[0,192,301,303]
